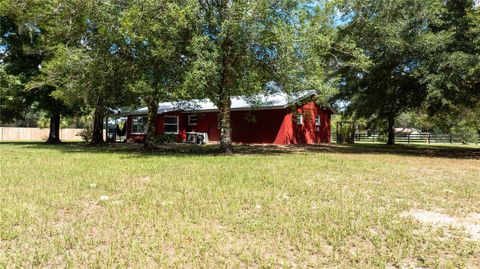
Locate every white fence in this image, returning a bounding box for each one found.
[0,127,86,141]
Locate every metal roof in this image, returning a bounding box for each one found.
[122,91,336,116]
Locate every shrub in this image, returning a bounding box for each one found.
[154,133,177,144]
[376,133,388,143]
[77,125,92,142]
[451,125,479,144]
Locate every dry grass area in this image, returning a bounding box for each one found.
[0,142,479,268]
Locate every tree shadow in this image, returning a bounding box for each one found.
[305,143,480,160]
[1,141,479,159]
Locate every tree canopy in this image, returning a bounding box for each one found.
[183,0,351,152]
[1,0,478,148]
[119,0,197,148]
[334,0,479,144]
[31,0,134,144]
[0,0,79,143]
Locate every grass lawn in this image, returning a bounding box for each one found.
[1,142,479,268]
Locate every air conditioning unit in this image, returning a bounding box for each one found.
[186,132,209,144]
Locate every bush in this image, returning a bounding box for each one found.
[376,133,388,143]
[77,125,92,142]
[451,125,479,144]
[154,133,177,144]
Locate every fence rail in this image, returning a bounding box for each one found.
[332,133,480,144]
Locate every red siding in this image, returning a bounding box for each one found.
[319,109,332,143]
[231,109,287,144]
[126,101,332,144]
[160,112,187,142]
[284,102,332,144]
[183,112,221,141]
[125,116,145,142]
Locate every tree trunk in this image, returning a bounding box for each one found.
[387,116,395,145]
[91,104,105,145]
[144,98,158,148]
[218,30,235,154]
[45,114,61,144]
[73,115,79,129]
[219,94,234,154]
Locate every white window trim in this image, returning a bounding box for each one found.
[315,115,321,126]
[164,115,179,134]
[188,114,197,126]
[296,114,303,125]
[131,115,148,135]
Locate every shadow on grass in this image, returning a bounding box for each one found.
[1,141,479,159]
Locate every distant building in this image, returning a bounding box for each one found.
[394,128,422,135]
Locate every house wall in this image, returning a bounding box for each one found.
[284,102,332,144]
[125,116,145,141]
[181,109,287,144]
[125,112,214,142]
[184,112,221,141]
[231,109,287,144]
[125,102,332,144]
[319,109,332,143]
[157,111,187,141]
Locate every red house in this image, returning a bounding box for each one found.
[123,92,335,144]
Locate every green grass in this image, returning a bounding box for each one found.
[1,142,479,268]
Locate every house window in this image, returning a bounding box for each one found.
[164,115,179,134]
[315,115,321,126]
[296,114,303,125]
[188,114,197,125]
[131,116,148,134]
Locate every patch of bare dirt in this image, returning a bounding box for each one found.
[401,209,480,241]
[82,202,106,217]
[386,259,428,269]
